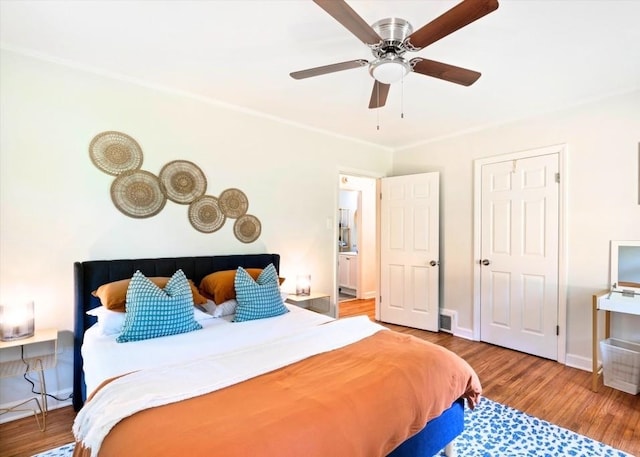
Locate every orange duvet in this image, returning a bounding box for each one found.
[74,329,481,457]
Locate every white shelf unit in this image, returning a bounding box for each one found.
[592,291,640,392]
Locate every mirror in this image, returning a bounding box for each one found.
[611,240,640,294]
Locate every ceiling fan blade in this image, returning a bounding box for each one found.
[313,0,382,46]
[368,81,390,109]
[411,58,481,86]
[290,59,368,80]
[404,0,499,51]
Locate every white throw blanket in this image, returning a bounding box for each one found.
[73,316,387,457]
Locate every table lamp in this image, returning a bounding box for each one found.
[0,301,35,341]
[296,275,311,296]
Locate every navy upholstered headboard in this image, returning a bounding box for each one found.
[73,253,280,411]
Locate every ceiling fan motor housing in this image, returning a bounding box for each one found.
[369,18,413,83]
[370,18,413,57]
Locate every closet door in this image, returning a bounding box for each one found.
[479,153,559,360]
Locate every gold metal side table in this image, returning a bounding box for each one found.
[0,328,58,431]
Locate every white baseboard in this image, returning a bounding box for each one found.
[0,388,73,424]
[453,326,474,340]
[564,353,592,372]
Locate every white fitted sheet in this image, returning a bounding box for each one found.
[81,304,334,396]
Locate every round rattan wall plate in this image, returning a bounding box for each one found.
[188,195,226,233]
[89,131,144,176]
[110,170,166,218]
[218,188,249,218]
[159,160,207,204]
[233,214,261,243]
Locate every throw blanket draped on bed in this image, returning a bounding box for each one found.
[73,317,481,457]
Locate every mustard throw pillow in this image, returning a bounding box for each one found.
[92,275,208,311]
[198,268,264,305]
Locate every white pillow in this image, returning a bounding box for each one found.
[193,307,214,322]
[87,305,213,335]
[86,306,126,336]
[212,292,290,318]
[197,299,217,315]
[212,299,237,317]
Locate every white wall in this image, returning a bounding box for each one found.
[0,49,392,416]
[392,90,640,369]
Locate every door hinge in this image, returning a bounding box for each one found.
[556,325,559,336]
[555,172,560,183]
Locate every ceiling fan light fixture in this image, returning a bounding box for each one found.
[370,57,410,84]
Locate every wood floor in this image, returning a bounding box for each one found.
[2,298,639,457]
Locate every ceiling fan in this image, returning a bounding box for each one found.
[290,0,499,109]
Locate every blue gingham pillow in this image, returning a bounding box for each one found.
[233,264,289,322]
[116,269,202,343]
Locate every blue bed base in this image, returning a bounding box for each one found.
[388,397,464,456]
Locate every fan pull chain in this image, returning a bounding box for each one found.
[376,82,380,131]
[401,78,404,119]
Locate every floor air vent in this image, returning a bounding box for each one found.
[439,314,453,333]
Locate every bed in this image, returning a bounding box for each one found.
[72,253,481,457]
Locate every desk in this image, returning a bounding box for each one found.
[591,291,640,392]
[0,328,58,430]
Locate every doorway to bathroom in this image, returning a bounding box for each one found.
[337,174,377,304]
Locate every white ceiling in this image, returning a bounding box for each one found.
[2,0,639,150]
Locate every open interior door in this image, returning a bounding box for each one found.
[380,172,439,331]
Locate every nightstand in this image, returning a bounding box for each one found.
[286,292,331,316]
[0,328,58,431]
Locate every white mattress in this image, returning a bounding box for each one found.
[82,304,334,396]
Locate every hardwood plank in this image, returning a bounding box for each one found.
[0,406,75,457]
[1,299,638,457]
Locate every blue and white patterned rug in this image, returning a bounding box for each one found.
[33,398,632,457]
[438,398,632,457]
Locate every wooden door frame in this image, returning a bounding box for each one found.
[472,144,568,364]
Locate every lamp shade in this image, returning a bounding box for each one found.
[296,275,311,296]
[372,61,408,84]
[0,301,35,341]
[370,56,411,84]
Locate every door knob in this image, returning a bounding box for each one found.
[481,259,491,266]
[429,260,439,267]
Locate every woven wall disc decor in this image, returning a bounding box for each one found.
[89,131,144,176]
[188,195,226,233]
[218,188,249,218]
[159,160,207,204]
[110,170,167,218]
[233,214,261,243]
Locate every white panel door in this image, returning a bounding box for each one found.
[480,154,559,360]
[380,173,439,331]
